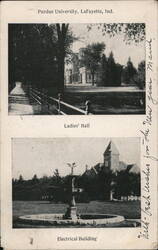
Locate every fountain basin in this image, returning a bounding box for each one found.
[18,213,124,226]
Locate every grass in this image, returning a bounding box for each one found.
[13,200,141,228]
[10,85,145,115]
[62,90,145,115]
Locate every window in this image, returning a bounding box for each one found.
[105,161,108,167]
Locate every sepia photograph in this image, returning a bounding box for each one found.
[1,0,157,249]
[12,138,141,228]
[8,23,145,115]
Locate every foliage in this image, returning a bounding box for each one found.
[80,42,105,85]
[122,57,137,85]
[99,52,123,87]
[133,60,145,89]
[100,54,108,86]
[87,23,145,44]
[13,167,140,202]
[9,24,58,90]
[17,175,24,184]
[9,23,74,93]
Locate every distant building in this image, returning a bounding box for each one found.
[83,140,140,201]
[65,48,101,85]
[84,141,139,175]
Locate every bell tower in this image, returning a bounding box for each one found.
[103,141,119,172]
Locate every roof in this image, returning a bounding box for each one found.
[118,161,127,171]
[83,168,98,178]
[94,163,104,173]
[103,141,119,156]
[83,161,140,176]
[129,164,140,173]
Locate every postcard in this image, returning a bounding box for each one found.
[0,1,158,250]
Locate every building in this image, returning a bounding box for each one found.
[65,48,101,85]
[84,141,139,175]
[82,140,140,201]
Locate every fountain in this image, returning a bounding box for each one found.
[18,164,125,227]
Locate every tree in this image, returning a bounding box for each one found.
[48,23,76,93]
[129,173,141,196]
[18,174,24,183]
[100,53,123,87]
[115,63,123,86]
[122,57,137,85]
[9,23,74,93]
[133,60,145,89]
[87,23,145,44]
[32,174,39,183]
[100,54,108,86]
[107,52,117,86]
[80,42,105,85]
[98,168,113,200]
[56,24,69,92]
[9,24,59,90]
[52,169,62,186]
[115,170,131,199]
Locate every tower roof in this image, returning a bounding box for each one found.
[103,141,119,155]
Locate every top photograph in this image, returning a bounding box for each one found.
[8,23,145,115]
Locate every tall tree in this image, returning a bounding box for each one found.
[107,52,117,86]
[133,60,145,89]
[9,23,74,93]
[100,53,122,87]
[115,63,123,86]
[56,24,69,93]
[42,23,74,93]
[100,54,108,86]
[80,42,105,85]
[9,24,58,89]
[122,57,137,85]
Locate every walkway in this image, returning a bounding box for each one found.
[9,84,41,115]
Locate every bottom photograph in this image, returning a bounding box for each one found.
[12,137,141,228]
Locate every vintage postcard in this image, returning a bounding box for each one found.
[0,0,158,250]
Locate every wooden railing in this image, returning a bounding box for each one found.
[29,86,91,115]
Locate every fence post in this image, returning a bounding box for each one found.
[29,85,32,101]
[42,88,48,114]
[28,85,30,98]
[85,99,91,115]
[40,88,44,114]
[58,93,61,114]
[45,89,49,111]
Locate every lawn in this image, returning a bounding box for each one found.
[13,85,145,115]
[13,200,141,228]
[63,89,145,114]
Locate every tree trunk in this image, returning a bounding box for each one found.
[57,54,65,93]
[56,24,69,94]
[91,72,95,86]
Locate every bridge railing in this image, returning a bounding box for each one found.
[29,86,91,115]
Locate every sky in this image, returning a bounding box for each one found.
[69,24,145,68]
[12,138,140,180]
